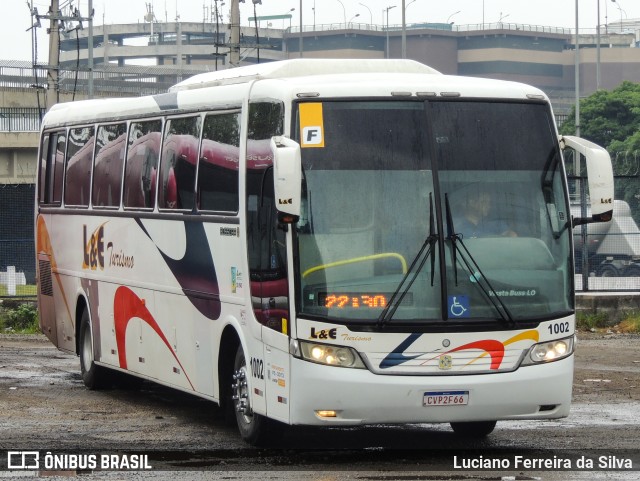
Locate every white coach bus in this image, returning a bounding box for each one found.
[35,59,614,444]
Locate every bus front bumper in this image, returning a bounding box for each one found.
[288,355,573,426]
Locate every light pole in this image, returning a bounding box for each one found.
[349,13,360,28]
[401,0,416,59]
[359,2,372,28]
[385,5,396,59]
[447,10,461,24]
[611,0,626,32]
[88,0,93,98]
[299,0,303,57]
[283,8,295,29]
[575,0,580,137]
[597,0,601,90]
[482,0,485,29]
[252,0,261,64]
[401,0,406,58]
[336,0,346,28]
[214,0,225,70]
[498,12,509,25]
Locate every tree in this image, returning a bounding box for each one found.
[560,81,640,224]
[560,81,640,146]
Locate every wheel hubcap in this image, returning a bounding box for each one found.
[232,366,252,423]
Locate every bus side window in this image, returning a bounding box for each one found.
[245,101,288,332]
[159,116,201,211]
[53,132,66,204]
[92,123,127,208]
[40,131,66,205]
[38,134,50,205]
[123,120,162,209]
[64,126,95,207]
[197,111,240,213]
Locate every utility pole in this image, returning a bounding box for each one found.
[229,0,240,65]
[88,0,94,98]
[253,0,260,63]
[31,1,93,105]
[575,0,580,138]
[401,0,406,59]
[299,0,303,57]
[47,0,61,109]
[214,0,223,70]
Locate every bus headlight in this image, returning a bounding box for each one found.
[294,340,366,369]
[522,335,575,366]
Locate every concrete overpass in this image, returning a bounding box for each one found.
[59,22,286,67]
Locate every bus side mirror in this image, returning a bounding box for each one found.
[270,136,302,224]
[560,135,614,227]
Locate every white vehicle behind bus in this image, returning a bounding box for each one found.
[35,59,614,445]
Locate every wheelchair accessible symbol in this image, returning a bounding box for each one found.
[448,295,470,318]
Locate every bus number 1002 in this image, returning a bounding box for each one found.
[547,322,570,335]
[250,357,264,380]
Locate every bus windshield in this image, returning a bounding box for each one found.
[295,100,572,325]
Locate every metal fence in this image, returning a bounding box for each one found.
[0,108,46,132]
[569,150,640,292]
[290,21,571,35]
[0,60,208,98]
[0,184,36,297]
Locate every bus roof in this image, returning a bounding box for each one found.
[42,59,550,129]
[169,59,441,92]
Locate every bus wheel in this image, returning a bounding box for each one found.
[624,265,640,277]
[450,421,497,438]
[79,308,110,390]
[598,264,619,277]
[232,345,267,445]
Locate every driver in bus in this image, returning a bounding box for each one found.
[455,188,517,238]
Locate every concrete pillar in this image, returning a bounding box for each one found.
[176,23,183,67]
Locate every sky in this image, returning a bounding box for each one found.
[6,0,640,63]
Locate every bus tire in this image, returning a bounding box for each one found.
[232,344,270,445]
[624,265,640,277]
[598,264,619,277]
[450,420,497,438]
[79,308,110,390]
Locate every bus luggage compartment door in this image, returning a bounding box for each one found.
[37,252,58,345]
[262,327,291,424]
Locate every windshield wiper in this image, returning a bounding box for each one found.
[444,193,515,325]
[377,193,438,328]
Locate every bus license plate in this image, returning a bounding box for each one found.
[423,391,469,406]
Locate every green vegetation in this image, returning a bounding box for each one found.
[576,310,640,333]
[617,312,640,333]
[576,311,610,331]
[0,284,37,296]
[560,81,640,150]
[0,301,40,334]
